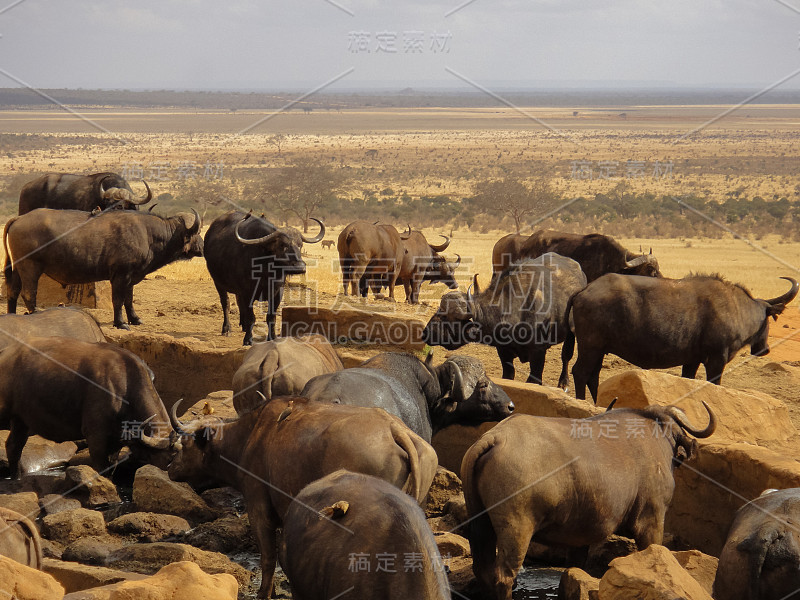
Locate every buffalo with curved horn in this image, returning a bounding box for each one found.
[19,172,152,214]
[569,274,800,401]
[205,210,325,345]
[393,227,459,304]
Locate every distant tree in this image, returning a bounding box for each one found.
[247,157,343,232]
[472,176,560,233]
[268,134,287,155]
[176,178,237,219]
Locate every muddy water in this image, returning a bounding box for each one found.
[513,567,561,599]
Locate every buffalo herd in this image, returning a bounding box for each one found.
[0,170,798,599]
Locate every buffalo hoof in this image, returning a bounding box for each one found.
[114,322,131,330]
[242,336,253,346]
[129,317,142,326]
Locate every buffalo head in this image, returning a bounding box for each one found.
[422,290,480,349]
[98,176,152,210]
[425,253,460,290]
[657,402,716,466]
[235,214,325,277]
[750,276,799,356]
[177,209,204,258]
[622,249,661,277]
[435,354,513,423]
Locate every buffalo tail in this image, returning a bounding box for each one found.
[2,217,17,285]
[390,421,422,502]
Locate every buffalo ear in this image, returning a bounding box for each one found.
[768,303,785,319]
[425,350,434,368]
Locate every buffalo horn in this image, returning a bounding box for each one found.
[606,398,617,412]
[448,359,466,404]
[186,208,201,234]
[170,400,188,433]
[624,255,649,269]
[139,412,173,449]
[399,224,412,240]
[148,203,158,213]
[235,216,281,245]
[130,180,153,205]
[429,234,451,253]
[765,277,799,307]
[666,401,716,438]
[452,254,461,269]
[300,218,325,244]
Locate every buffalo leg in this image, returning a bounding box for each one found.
[492,518,536,600]
[587,356,603,403]
[248,500,279,599]
[497,347,516,380]
[6,269,22,314]
[265,282,284,341]
[558,332,576,391]
[573,351,602,402]
[214,283,231,336]
[351,262,368,297]
[110,278,131,329]
[18,267,43,315]
[631,505,666,550]
[124,286,141,326]
[237,294,256,346]
[681,362,700,379]
[526,348,547,385]
[704,357,726,385]
[6,417,29,479]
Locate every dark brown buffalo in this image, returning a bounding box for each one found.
[0,307,105,351]
[18,172,152,215]
[231,334,343,414]
[569,274,799,401]
[0,336,178,477]
[396,229,459,304]
[279,470,451,600]
[509,230,661,281]
[3,208,202,329]
[423,253,587,389]
[491,233,527,274]
[0,507,42,569]
[204,211,324,345]
[320,240,334,249]
[337,221,405,300]
[302,352,514,443]
[714,488,800,600]
[168,397,437,599]
[461,403,716,600]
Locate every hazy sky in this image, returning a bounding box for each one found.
[1,0,798,91]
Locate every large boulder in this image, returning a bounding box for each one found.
[425,467,463,517]
[0,491,40,518]
[43,558,146,594]
[41,494,83,516]
[64,466,121,507]
[0,432,78,475]
[62,560,238,600]
[434,531,471,559]
[596,370,798,450]
[281,305,425,351]
[181,514,254,553]
[132,465,216,524]
[62,535,125,565]
[0,554,64,599]
[559,568,600,600]
[108,512,191,543]
[672,550,718,596]
[432,379,601,472]
[105,542,251,586]
[42,508,106,546]
[599,544,712,600]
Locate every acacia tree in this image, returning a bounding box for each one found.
[248,157,342,232]
[473,176,560,233]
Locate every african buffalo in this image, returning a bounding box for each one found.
[491,232,527,275]
[3,208,202,329]
[569,274,799,401]
[0,507,42,569]
[0,336,178,477]
[301,352,514,443]
[497,230,661,281]
[231,334,343,414]
[714,488,800,600]
[279,470,451,600]
[168,397,437,599]
[320,240,334,249]
[337,220,405,300]
[461,403,716,600]
[204,211,324,345]
[19,172,152,215]
[423,253,587,389]
[396,229,460,304]
[0,307,105,351]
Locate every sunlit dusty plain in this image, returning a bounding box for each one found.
[2,104,800,426]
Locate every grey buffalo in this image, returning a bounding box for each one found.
[19,172,151,214]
